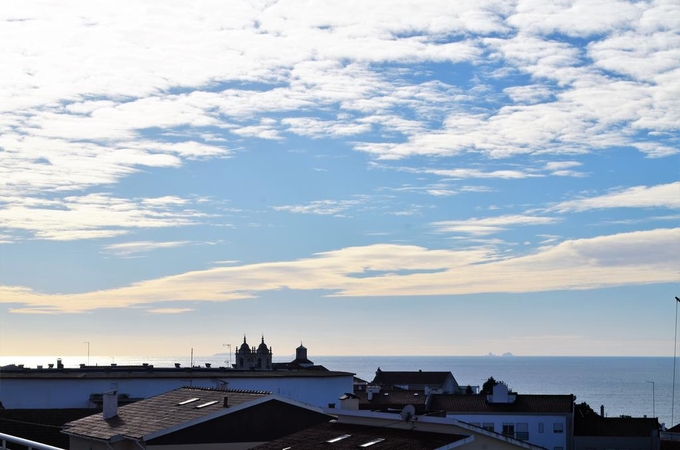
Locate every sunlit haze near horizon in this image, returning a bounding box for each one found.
[0,0,678,358]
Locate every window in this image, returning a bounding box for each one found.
[516,423,529,440]
[538,422,544,433]
[360,438,385,448]
[553,422,564,433]
[502,423,515,437]
[482,422,494,432]
[327,435,351,443]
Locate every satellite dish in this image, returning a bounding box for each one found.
[400,404,416,422]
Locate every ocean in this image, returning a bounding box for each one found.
[0,355,672,427]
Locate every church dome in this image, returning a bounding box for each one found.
[239,336,251,354]
[257,336,269,353]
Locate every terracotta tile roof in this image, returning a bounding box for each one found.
[63,386,270,441]
[429,394,574,414]
[372,370,453,386]
[252,420,469,450]
[575,417,660,437]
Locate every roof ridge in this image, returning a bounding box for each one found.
[180,386,272,394]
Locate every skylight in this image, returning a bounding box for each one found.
[360,438,385,447]
[326,434,351,443]
[177,397,199,405]
[195,400,219,409]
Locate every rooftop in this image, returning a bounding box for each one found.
[0,364,352,379]
[354,389,428,410]
[63,386,270,440]
[575,416,660,437]
[371,370,454,386]
[252,420,470,450]
[429,394,574,414]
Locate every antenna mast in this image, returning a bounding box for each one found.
[224,343,232,367]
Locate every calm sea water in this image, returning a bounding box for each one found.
[1,355,672,427]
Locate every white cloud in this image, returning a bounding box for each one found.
[273,198,368,216]
[508,0,642,37]
[1,228,677,313]
[147,308,194,314]
[0,194,208,241]
[102,241,192,257]
[432,215,559,236]
[552,182,680,212]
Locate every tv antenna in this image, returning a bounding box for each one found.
[224,343,232,367]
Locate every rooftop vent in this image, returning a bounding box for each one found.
[175,363,181,368]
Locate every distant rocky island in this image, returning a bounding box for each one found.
[486,352,514,357]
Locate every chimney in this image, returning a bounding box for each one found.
[600,405,605,417]
[103,390,118,420]
[57,358,63,369]
[223,396,229,408]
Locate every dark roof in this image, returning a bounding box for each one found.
[252,420,469,450]
[355,390,427,410]
[63,387,270,440]
[429,394,574,414]
[575,417,660,437]
[272,362,329,371]
[0,363,354,380]
[662,440,680,450]
[372,370,453,387]
[0,408,94,448]
[0,367,349,379]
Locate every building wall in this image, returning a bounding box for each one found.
[70,436,140,450]
[447,413,569,450]
[0,374,352,409]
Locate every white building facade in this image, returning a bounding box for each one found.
[430,383,574,450]
[0,367,352,410]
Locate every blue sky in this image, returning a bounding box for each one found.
[0,0,678,358]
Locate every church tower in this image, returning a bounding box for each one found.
[234,335,272,370]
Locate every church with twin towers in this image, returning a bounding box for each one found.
[234,335,315,371]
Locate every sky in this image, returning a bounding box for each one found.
[0,0,678,359]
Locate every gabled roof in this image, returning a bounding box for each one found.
[63,387,271,441]
[252,420,471,450]
[575,417,659,437]
[371,370,454,386]
[429,394,574,414]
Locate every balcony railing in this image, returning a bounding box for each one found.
[0,432,65,450]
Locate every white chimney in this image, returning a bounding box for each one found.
[103,390,118,420]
